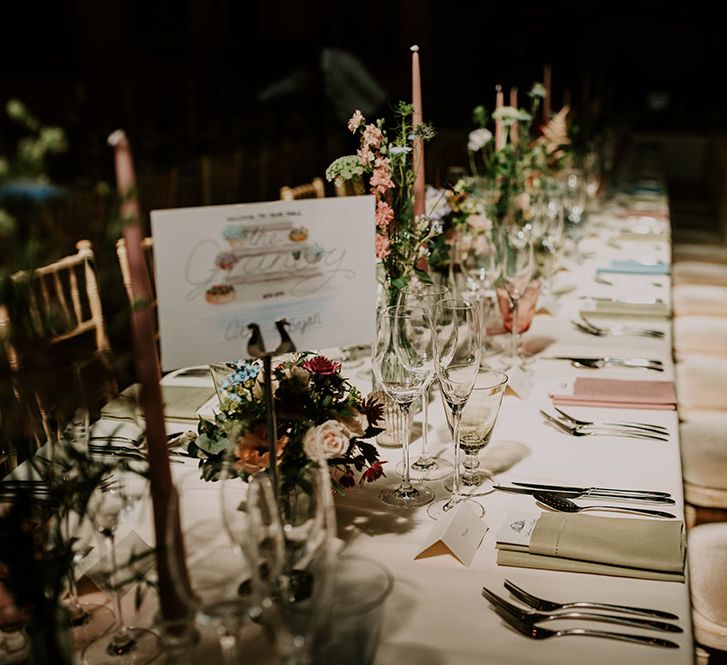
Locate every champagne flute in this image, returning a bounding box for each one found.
[427,298,482,520]
[500,226,534,369]
[397,284,451,479]
[372,306,436,508]
[82,472,160,665]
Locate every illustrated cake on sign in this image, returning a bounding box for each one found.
[205,221,324,304]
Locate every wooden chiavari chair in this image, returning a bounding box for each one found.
[279,177,325,201]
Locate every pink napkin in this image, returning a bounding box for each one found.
[550,378,677,410]
[619,209,669,220]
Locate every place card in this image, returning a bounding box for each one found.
[495,511,540,551]
[505,366,533,399]
[151,196,377,370]
[415,502,488,567]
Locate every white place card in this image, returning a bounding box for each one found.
[415,502,488,567]
[505,366,533,399]
[495,511,540,551]
[151,197,377,370]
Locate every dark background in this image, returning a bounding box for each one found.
[0,0,722,205]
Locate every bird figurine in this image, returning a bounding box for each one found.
[273,319,296,355]
[247,323,266,358]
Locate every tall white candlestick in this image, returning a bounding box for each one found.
[411,45,426,218]
[510,87,519,144]
[495,85,505,151]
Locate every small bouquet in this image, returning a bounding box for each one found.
[191,353,387,494]
[326,103,442,303]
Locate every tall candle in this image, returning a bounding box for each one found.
[495,85,505,151]
[543,63,552,120]
[411,45,426,218]
[509,87,519,144]
[107,130,190,622]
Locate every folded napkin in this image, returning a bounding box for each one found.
[550,377,677,410]
[580,299,669,319]
[497,513,685,582]
[101,383,215,422]
[597,260,669,276]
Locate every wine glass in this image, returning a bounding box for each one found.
[500,226,534,369]
[539,192,565,296]
[397,284,451,480]
[461,225,501,362]
[427,298,482,520]
[165,467,269,663]
[247,463,337,665]
[372,306,436,508]
[442,369,508,494]
[82,472,160,665]
[563,169,587,229]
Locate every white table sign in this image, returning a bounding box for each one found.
[415,502,488,567]
[151,196,377,370]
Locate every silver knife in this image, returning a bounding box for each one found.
[495,485,676,505]
[511,481,672,497]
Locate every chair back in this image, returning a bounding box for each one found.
[279,177,325,201]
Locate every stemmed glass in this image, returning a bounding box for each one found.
[82,472,160,665]
[563,169,587,230]
[372,305,436,508]
[442,369,508,494]
[397,284,452,480]
[461,226,501,363]
[427,298,482,520]
[61,409,116,647]
[500,226,534,369]
[247,463,337,665]
[539,193,565,296]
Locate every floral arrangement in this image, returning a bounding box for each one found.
[326,102,442,303]
[190,353,387,494]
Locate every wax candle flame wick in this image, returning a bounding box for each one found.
[410,44,419,52]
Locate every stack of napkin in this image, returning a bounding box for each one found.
[597,259,669,276]
[550,377,677,410]
[497,513,685,582]
[101,383,215,422]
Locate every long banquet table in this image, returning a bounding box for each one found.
[11,191,691,663]
[137,195,691,663]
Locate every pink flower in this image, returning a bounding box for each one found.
[375,200,394,228]
[348,110,364,133]
[375,233,391,259]
[357,146,375,166]
[467,214,492,232]
[370,161,394,194]
[303,356,341,375]
[362,124,383,148]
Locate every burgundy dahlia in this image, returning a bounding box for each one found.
[360,461,387,485]
[303,356,341,376]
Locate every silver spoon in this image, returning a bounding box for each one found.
[533,492,675,518]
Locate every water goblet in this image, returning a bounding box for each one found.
[443,369,508,494]
[372,306,436,508]
[427,298,482,520]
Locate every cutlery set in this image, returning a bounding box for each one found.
[482,580,681,648]
[546,355,664,371]
[571,317,665,339]
[540,409,669,441]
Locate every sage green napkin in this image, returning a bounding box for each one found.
[101,384,215,422]
[497,513,685,582]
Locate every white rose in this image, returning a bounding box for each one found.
[467,128,492,152]
[337,410,367,437]
[303,420,351,461]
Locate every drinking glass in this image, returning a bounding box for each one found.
[427,298,482,520]
[539,193,565,295]
[500,226,534,369]
[248,463,337,665]
[372,306,436,508]
[563,169,587,229]
[397,284,451,479]
[82,472,160,665]
[443,369,508,493]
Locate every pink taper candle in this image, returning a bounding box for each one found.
[411,45,426,218]
[107,130,190,623]
[509,87,519,144]
[495,85,505,151]
[544,63,552,120]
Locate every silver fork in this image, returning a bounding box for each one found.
[481,587,682,633]
[488,601,679,648]
[580,316,665,339]
[503,579,679,620]
[540,410,669,442]
[553,406,669,436]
